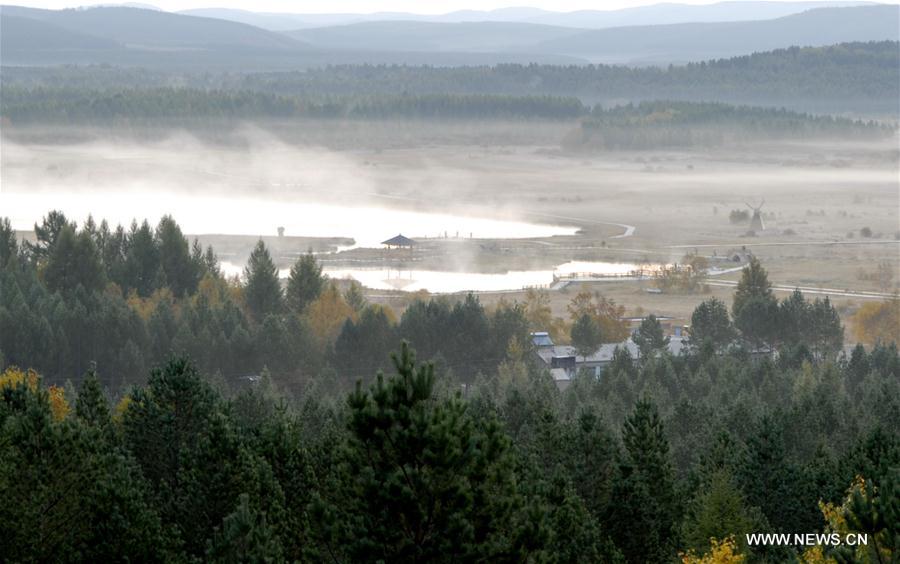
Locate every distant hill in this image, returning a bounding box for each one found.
[536,5,900,63]
[285,21,583,53]
[282,5,900,64]
[0,5,304,51]
[0,14,120,51]
[177,8,353,31]
[0,5,585,68]
[526,1,875,28]
[1,4,897,68]
[181,2,875,30]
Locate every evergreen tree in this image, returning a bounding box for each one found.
[682,468,766,555]
[735,296,779,351]
[0,217,17,267]
[633,314,670,360]
[125,220,161,297]
[244,240,283,321]
[44,224,106,293]
[343,280,367,314]
[608,398,680,563]
[205,494,284,563]
[778,289,810,348]
[204,244,221,278]
[123,358,285,558]
[75,370,111,427]
[156,216,197,297]
[286,251,325,314]
[571,313,602,361]
[809,296,844,360]
[333,305,396,382]
[737,416,816,534]
[847,343,870,392]
[690,298,735,351]
[316,342,541,561]
[27,210,70,263]
[732,256,774,318]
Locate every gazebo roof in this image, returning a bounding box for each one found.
[381,234,416,247]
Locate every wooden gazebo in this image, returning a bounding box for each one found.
[381,234,416,249]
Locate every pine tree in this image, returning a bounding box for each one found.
[75,370,111,427]
[44,224,106,293]
[737,416,816,534]
[682,469,766,555]
[0,217,17,267]
[333,305,396,381]
[777,289,810,347]
[316,342,541,561]
[847,343,870,391]
[205,494,284,563]
[571,313,602,361]
[809,296,844,360]
[26,210,70,263]
[125,220,161,297]
[633,314,670,360]
[156,215,197,297]
[343,280,367,314]
[244,240,283,321]
[286,251,324,314]
[732,256,774,318]
[608,398,680,563]
[204,244,221,278]
[690,298,735,351]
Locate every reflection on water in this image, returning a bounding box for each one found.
[219,260,653,293]
[326,268,556,293]
[553,261,650,276]
[3,190,576,247]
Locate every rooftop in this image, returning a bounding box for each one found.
[381,234,416,247]
[535,337,687,366]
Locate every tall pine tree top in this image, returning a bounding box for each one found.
[286,251,324,314]
[732,256,774,317]
[243,240,283,321]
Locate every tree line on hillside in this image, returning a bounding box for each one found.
[3,41,898,115]
[0,88,586,124]
[1,211,899,562]
[566,101,891,149]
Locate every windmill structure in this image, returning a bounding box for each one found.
[745,200,765,231]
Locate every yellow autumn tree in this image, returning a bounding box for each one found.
[0,367,69,421]
[194,272,231,309]
[127,287,175,321]
[681,536,745,564]
[306,282,357,345]
[114,395,132,423]
[567,287,629,342]
[522,288,568,343]
[852,298,900,344]
[47,385,70,421]
[0,366,39,391]
[802,475,893,564]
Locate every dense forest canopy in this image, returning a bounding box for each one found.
[1,88,890,149]
[0,88,588,123]
[0,210,898,562]
[3,41,897,116]
[571,101,892,149]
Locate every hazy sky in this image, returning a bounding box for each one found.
[11,0,899,14]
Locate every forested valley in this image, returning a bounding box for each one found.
[3,41,898,116]
[1,212,897,563]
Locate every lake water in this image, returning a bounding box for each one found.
[6,188,650,293]
[219,260,651,293]
[2,189,577,248]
